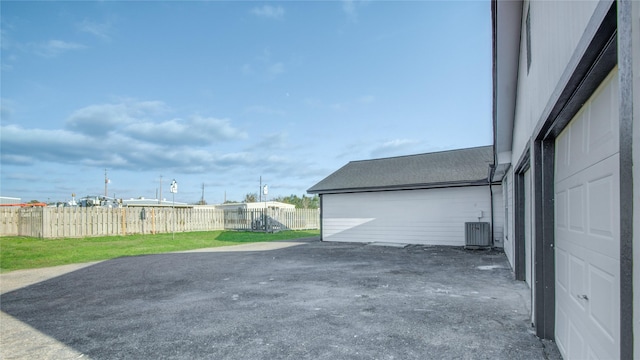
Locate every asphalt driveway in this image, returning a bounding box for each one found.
[0,237,560,360]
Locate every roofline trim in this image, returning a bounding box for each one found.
[344,145,494,165]
[308,179,498,195]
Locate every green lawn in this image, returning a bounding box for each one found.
[0,230,319,273]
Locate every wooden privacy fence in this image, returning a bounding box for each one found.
[0,207,319,238]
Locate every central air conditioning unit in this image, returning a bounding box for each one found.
[465,222,491,249]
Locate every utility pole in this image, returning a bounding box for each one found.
[259,176,262,203]
[201,183,205,205]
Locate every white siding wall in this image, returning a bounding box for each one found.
[511,0,599,162]
[322,186,503,246]
[502,170,515,269]
[492,185,505,247]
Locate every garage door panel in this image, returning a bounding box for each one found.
[556,156,620,259]
[555,69,619,360]
[556,247,568,291]
[568,253,588,310]
[587,169,617,241]
[587,74,618,161]
[556,189,568,230]
[588,176,614,237]
[568,322,586,359]
[589,264,616,340]
[556,237,620,352]
[556,71,619,184]
[584,155,619,258]
[556,306,568,354]
[568,184,585,232]
[568,109,588,173]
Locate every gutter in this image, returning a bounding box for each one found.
[307,179,493,195]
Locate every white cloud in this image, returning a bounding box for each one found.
[66,104,134,135]
[0,122,252,172]
[1,154,34,165]
[341,0,369,22]
[253,132,289,150]
[192,116,248,141]
[370,139,420,158]
[33,40,85,57]
[77,19,112,41]
[358,95,375,104]
[66,101,169,136]
[241,63,253,75]
[342,0,357,16]
[245,49,286,79]
[67,100,247,145]
[0,125,96,165]
[268,62,285,76]
[2,99,252,173]
[329,103,345,111]
[1,98,15,122]
[251,5,285,20]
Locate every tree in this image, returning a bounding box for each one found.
[244,193,257,203]
[273,194,319,209]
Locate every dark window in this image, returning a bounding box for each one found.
[526,4,531,74]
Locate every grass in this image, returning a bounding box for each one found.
[0,230,319,273]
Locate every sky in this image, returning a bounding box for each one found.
[1,0,492,205]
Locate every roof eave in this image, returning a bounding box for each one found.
[307,179,493,195]
[492,0,523,180]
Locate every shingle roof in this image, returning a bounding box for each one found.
[307,145,494,194]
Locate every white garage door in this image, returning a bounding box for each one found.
[554,69,619,359]
[322,186,500,246]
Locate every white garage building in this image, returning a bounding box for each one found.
[493,1,638,359]
[308,146,504,247]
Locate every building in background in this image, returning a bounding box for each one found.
[308,146,502,247]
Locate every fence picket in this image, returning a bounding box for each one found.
[0,207,318,238]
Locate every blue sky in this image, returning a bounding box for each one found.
[1,1,492,204]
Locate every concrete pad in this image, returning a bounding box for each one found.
[0,240,562,360]
[367,242,409,248]
[0,261,103,295]
[1,312,85,360]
